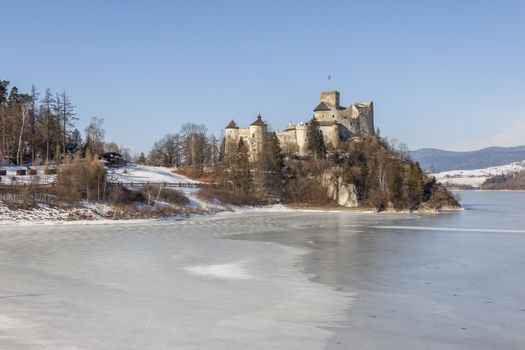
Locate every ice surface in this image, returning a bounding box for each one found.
[184,263,253,279]
[2,192,524,349]
[0,217,352,350]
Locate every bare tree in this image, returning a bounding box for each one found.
[85,117,105,156]
[57,90,76,157]
[148,133,182,167]
[29,85,39,163]
[375,161,388,196]
[16,96,31,165]
[41,88,55,162]
[180,123,208,166]
[208,134,219,165]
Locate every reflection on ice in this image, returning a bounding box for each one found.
[184,263,253,279]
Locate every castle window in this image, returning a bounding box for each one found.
[332,115,335,119]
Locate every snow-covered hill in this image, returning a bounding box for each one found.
[108,164,199,184]
[431,160,525,188]
[410,145,525,172]
[108,164,213,209]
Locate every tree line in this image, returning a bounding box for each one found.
[143,123,220,170]
[0,79,128,166]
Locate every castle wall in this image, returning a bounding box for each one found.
[224,90,375,160]
[314,106,344,123]
[225,128,240,156]
[225,126,266,162]
[319,125,340,149]
[276,129,299,154]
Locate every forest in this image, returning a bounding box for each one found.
[0,79,129,166]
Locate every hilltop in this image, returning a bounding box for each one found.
[430,160,525,189]
[410,145,525,172]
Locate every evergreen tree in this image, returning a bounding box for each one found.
[137,152,146,165]
[233,137,251,193]
[307,117,325,159]
[0,80,8,160]
[67,128,83,155]
[267,132,284,194]
[270,132,284,173]
[0,80,79,165]
[389,165,404,206]
[409,161,424,203]
[57,90,77,157]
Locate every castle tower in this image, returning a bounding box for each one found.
[314,90,342,122]
[224,120,240,157]
[320,91,340,108]
[295,122,307,155]
[248,114,267,161]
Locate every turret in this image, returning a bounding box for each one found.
[296,122,308,155]
[249,114,267,161]
[224,120,240,155]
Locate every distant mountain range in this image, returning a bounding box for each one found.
[410,145,525,172]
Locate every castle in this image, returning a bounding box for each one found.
[224,90,375,160]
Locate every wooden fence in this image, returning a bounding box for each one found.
[0,191,58,205]
[107,181,204,188]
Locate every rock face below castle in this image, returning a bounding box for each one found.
[225,90,375,160]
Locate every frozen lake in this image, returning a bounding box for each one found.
[1,191,525,349]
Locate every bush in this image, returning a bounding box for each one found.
[140,185,189,206]
[282,178,335,206]
[107,185,145,205]
[55,155,106,202]
[174,166,216,182]
[197,186,262,206]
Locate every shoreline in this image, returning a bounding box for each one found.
[0,202,463,226]
[450,188,525,192]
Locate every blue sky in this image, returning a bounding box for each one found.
[2,0,524,154]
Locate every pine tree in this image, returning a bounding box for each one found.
[234,137,251,193]
[307,117,325,159]
[409,161,424,203]
[137,152,146,165]
[55,91,76,158]
[270,132,284,173]
[67,128,83,155]
[0,80,9,160]
[267,132,284,194]
[389,166,404,207]
[40,88,53,162]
